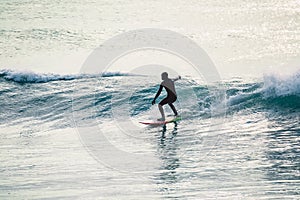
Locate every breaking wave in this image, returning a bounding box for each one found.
[0,69,133,83]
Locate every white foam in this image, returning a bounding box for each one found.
[0,69,132,83]
[263,70,300,97]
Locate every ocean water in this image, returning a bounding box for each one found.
[1,0,300,199]
[1,0,299,75]
[0,69,299,199]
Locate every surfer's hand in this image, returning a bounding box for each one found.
[151,100,155,105]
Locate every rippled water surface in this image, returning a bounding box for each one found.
[0,74,299,199]
[1,0,299,199]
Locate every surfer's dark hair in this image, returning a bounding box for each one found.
[161,72,168,77]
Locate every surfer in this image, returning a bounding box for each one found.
[152,72,181,121]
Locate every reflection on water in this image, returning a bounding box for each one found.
[1,112,299,199]
[149,112,300,199]
[156,123,181,196]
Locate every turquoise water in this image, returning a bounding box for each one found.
[0,71,299,199]
[0,0,299,199]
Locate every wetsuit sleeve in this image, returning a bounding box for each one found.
[153,85,163,101]
[172,76,181,82]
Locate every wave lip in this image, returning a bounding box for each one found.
[262,70,300,98]
[0,69,133,83]
[225,70,300,111]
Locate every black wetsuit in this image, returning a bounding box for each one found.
[153,79,178,115]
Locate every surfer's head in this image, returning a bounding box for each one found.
[161,72,168,80]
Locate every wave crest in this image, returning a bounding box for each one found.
[0,69,132,83]
[262,70,300,97]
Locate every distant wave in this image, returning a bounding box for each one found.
[0,69,133,83]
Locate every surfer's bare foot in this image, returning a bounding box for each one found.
[157,118,165,121]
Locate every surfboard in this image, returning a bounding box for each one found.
[139,116,181,125]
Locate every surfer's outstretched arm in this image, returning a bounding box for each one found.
[152,85,163,105]
[172,75,181,82]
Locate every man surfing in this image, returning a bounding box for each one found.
[152,72,181,121]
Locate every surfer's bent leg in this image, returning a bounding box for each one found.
[168,103,178,116]
[158,104,165,120]
[158,97,169,120]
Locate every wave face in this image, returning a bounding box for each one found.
[0,69,299,129]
